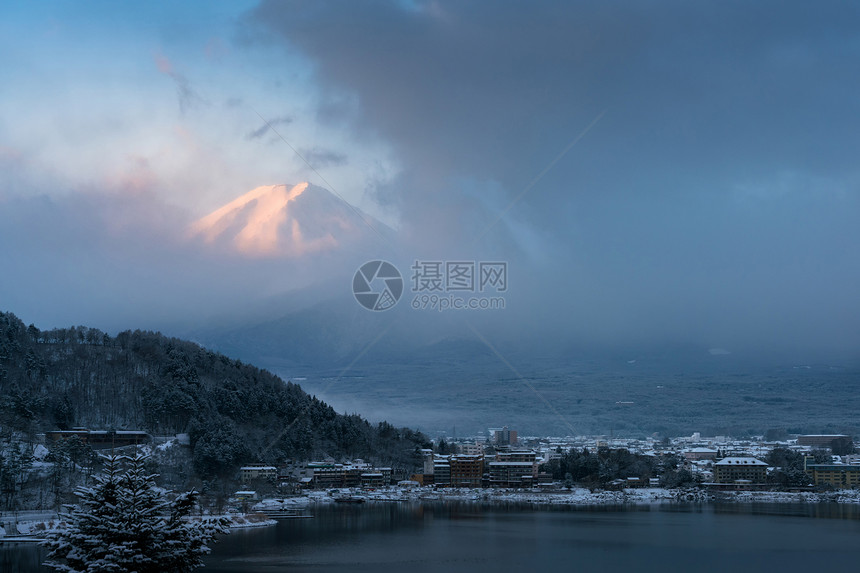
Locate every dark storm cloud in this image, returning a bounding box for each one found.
[249,1,860,200]
[249,0,860,361]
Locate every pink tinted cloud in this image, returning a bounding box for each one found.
[204,37,228,60]
[0,145,24,163]
[103,155,159,195]
[155,54,174,75]
[153,53,204,113]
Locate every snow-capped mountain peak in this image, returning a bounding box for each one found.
[189,183,381,258]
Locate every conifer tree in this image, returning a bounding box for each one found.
[44,453,227,573]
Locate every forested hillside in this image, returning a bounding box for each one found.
[0,311,429,477]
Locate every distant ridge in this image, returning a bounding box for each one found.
[0,310,428,477]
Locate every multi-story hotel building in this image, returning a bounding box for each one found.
[449,454,484,487]
[805,464,860,488]
[488,450,538,487]
[712,457,768,484]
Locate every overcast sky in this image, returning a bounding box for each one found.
[1,1,858,362]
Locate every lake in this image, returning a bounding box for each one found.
[5,502,860,572]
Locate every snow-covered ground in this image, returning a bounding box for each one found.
[0,517,63,542]
[202,513,277,529]
[4,488,858,542]
[711,489,860,504]
[251,486,860,510]
[0,512,276,541]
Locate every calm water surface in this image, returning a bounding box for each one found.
[5,503,860,573]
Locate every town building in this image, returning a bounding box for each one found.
[277,460,314,483]
[360,473,386,488]
[45,429,150,448]
[488,449,537,487]
[280,460,365,493]
[459,442,485,456]
[448,454,484,487]
[805,464,860,488]
[490,426,518,446]
[797,435,853,450]
[684,448,718,461]
[423,453,436,476]
[239,465,277,482]
[433,457,451,486]
[239,465,278,483]
[712,457,768,484]
[488,461,536,487]
[307,462,364,488]
[495,450,537,463]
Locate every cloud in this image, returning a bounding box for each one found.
[0,184,371,334]
[103,155,159,194]
[0,145,23,163]
[154,54,205,113]
[250,1,860,227]
[298,146,347,168]
[245,0,860,361]
[1,1,857,363]
[245,116,294,140]
[154,54,174,75]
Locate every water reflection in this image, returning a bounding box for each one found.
[4,503,860,573]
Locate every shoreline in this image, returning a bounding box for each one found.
[4,487,858,543]
[254,486,860,511]
[0,513,277,544]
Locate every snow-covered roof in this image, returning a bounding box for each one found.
[87,430,148,435]
[806,464,860,471]
[714,457,767,466]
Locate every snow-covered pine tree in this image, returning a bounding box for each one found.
[43,453,228,573]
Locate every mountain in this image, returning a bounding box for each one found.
[0,311,429,478]
[188,182,391,258]
[183,181,507,369]
[192,291,490,370]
